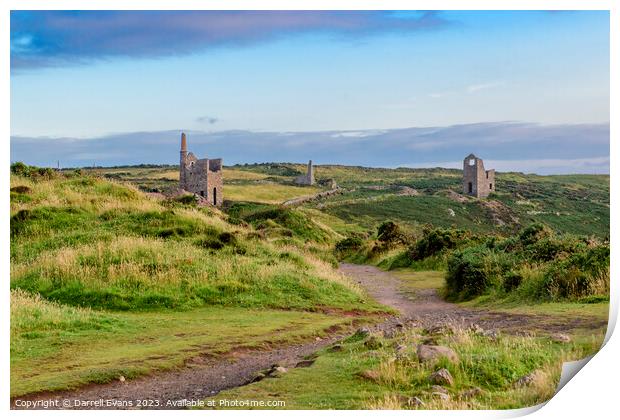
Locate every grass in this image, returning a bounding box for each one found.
[209,325,605,409]
[11,290,361,397]
[224,184,322,204]
[391,270,445,290]
[11,173,382,313]
[460,294,609,321]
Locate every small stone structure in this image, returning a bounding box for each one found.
[462,153,495,198]
[179,132,223,206]
[294,160,315,186]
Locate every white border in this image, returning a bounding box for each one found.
[2,1,617,419]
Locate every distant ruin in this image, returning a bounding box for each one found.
[294,160,315,186]
[463,153,495,198]
[179,132,223,206]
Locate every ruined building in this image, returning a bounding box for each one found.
[179,132,223,206]
[294,160,315,186]
[463,153,495,198]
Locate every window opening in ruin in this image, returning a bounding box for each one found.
[469,159,475,165]
[200,191,204,197]
[213,188,217,205]
[468,182,473,193]
[490,184,493,189]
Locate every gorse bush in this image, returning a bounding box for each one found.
[410,226,472,261]
[445,223,609,302]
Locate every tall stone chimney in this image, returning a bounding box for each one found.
[307,160,315,185]
[180,132,187,189]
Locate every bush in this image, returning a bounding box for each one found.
[376,221,407,245]
[335,237,364,253]
[445,246,499,300]
[410,227,470,261]
[543,245,610,299]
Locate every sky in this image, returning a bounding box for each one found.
[10,10,610,173]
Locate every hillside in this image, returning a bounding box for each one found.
[93,163,609,238]
[9,168,386,396]
[10,162,609,408]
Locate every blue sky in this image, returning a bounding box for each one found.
[10,10,610,173]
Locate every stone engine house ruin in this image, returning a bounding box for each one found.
[179,132,223,206]
[463,153,495,198]
[294,160,316,186]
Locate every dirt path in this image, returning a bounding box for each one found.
[11,264,606,410]
[339,263,608,334]
[11,336,345,410]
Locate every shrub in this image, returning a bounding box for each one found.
[376,221,407,245]
[335,237,364,253]
[518,223,553,246]
[445,246,500,301]
[410,227,470,261]
[543,245,610,299]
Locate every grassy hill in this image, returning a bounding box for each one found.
[91,163,609,238]
[9,168,386,395]
[9,162,609,402]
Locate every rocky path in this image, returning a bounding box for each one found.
[11,264,606,410]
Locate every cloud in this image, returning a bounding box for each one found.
[10,11,450,70]
[10,122,609,175]
[196,115,219,125]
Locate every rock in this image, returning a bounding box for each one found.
[407,397,425,407]
[330,344,343,352]
[469,323,484,335]
[431,392,450,401]
[431,385,448,394]
[356,327,371,338]
[395,344,408,354]
[515,370,544,387]
[359,370,380,382]
[364,335,383,349]
[459,387,483,399]
[315,337,322,341]
[429,368,454,386]
[118,376,126,383]
[550,333,571,343]
[250,372,266,383]
[266,365,288,377]
[295,359,315,368]
[426,323,456,336]
[417,344,459,364]
[482,330,499,340]
[447,208,456,217]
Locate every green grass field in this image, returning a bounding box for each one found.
[11,290,357,396]
[10,162,609,407]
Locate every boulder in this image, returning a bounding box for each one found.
[431,385,448,394]
[417,344,459,364]
[515,370,544,387]
[459,387,483,399]
[550,333,571,343]
[407,397,425,407]
[429,368,454,386]
[431,392,450,401]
